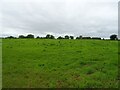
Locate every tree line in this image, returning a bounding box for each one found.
[4,34,118,40]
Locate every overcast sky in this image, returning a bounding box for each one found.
[0,0,119,38]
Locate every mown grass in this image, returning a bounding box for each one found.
[2,39,118,88]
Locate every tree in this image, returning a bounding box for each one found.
[82,37,91,39]
[26,34,34,38]
[6,36,16,39]
[76,35,82,39]
[50,35,55,39]
[19,35,25,38]
[36,36,40,39]
[76,37,80,39]
[46,34,51,39]
[46,34,55,39]
[79,35,82,39]
[57,36,64,39]
[65,35,69,39]
[92,37,101,40]
[70,36,74,39]
[110,34,118,40]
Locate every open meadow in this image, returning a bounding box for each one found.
[2,39,119,88]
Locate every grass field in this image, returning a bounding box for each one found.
[2,39,119,88]
[0,39,2,89]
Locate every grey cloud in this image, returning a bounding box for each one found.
[1,0,118,38]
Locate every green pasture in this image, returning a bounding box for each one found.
[2,39,119,88]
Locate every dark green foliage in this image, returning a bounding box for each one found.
[76,37,80,39]
[79,35,82,39]
[57,36,64,39]
[65,35,69,39]
[36,36,40,39]
[76,35,83,39]
[46,34,55,39]
[5,36,16,39]
[92,37,101,40]
[46,34,51,39]
[19,35,25,39]
[82,37,91,39]
[26,34,34,38]
[70,36,74,39]
[76,35,82,39]
[110,34,118,40]
[50,35,55,39]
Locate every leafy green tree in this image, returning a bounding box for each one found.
[36,36,40,39]
[76,35,82,39]
[76,37,80,39]
[92,37,101,40]
[57,36,64,39]
[46,34,55,39]
[82,37,91,39]
[6,36,16,39]
[110,34,118,40]
[46,34,51,39]
[65,35,69,39]
[50,35,55,39]
[70,36,74,39]
[26,34,34,38]
[19,35,25,39]
[79,35,82,39]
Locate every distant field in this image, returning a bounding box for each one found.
[2,39,118,88]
